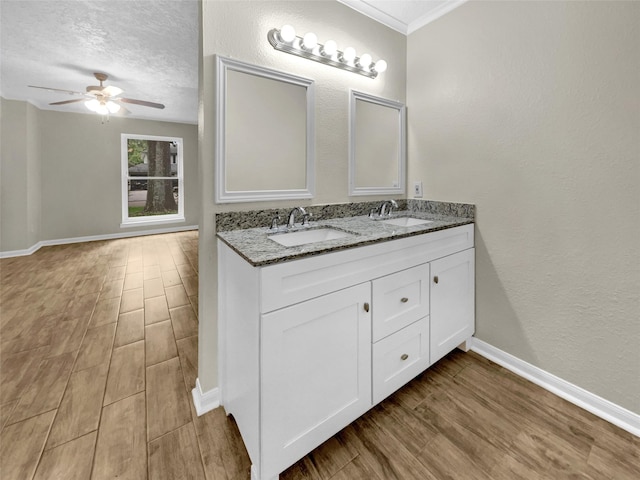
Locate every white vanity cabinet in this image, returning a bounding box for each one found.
[218,223,475,480]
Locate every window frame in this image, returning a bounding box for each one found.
[121,133,185,227]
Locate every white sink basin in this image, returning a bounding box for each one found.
[269,228,352,247]
[380,217,433,227]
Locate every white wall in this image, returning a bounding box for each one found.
[408,1,639,413]
[198,0,407,391]
[0,100,199,253]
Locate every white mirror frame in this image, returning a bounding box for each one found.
[215,56,315,203]
[348,90,406,196]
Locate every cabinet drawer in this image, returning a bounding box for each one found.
[372,264,429,342]
[372,317,430,404]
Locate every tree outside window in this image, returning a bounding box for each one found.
[121,134,184,226]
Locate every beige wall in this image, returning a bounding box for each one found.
[198,0,407,391]
[38,110,199,240]
[1,98,41,251]
[0,99,199,252]
[408,1,639,413]
[25,102,41,248]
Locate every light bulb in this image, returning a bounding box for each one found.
[85,99,100,112]
[302,32,317,50]
[96,103,109,115]
[280,24,296,43]
[321,40,337,57]
[342,47,356,63]
[358,53,372,69]
[106,101,120,114]
[374,59,388,73]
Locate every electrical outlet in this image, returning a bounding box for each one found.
[413,181,423,198]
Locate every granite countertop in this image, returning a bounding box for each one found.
[217,209,474,267]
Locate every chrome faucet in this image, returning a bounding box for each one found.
[378,199,398,217]
[287,207,307,228]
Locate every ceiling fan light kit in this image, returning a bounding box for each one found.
[85,98,120,115]
[28,72,165,120]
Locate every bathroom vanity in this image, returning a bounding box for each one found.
[217,201,475,480]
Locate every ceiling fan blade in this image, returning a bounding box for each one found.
[49,98,86,106]
[119,98,165,109]
[28,85,85,96]
[112,105,131,116]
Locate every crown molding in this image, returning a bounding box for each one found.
[337,0,468,36]
[338,0,409,34]
[407,0,468,34]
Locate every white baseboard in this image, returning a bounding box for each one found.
[470,338,640,437]
[0,225,198,258]
[192,378,220,416]
[0,242,43,258]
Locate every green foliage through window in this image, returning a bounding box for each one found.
[128,139,147,168]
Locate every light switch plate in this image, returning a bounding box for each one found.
[413,181,423,198]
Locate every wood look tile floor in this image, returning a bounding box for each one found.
[1,232,638,479]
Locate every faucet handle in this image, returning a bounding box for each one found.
[302,212,313,226]
[270,215,280,231]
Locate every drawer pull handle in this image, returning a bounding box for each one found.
[363,302,370,313]
[400,354,409,361]
[401,297,409,303]
[433,275,439,284]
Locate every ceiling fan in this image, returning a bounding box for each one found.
[28,72,165,115]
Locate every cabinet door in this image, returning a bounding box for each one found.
[430,248,475,364]
[261,283,372,479]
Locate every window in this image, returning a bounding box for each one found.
[121,134,185,227]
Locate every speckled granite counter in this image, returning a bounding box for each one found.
[216,200,474,266]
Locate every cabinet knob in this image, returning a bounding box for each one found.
[401,297,409,303]
[400,354,409,361]
[433,275,439,284]
[363,302,370,313]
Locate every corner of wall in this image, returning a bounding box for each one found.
[26,101,42,247]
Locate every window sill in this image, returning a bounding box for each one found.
[121,215,185,228]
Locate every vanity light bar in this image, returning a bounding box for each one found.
[267,26,387,79]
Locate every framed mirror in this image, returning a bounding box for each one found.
[349,90,406,196]
[216,56,315,203]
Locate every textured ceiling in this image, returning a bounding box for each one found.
[0,1,463,124]
[0,0,199,124]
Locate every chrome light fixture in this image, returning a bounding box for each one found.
[267,25,387,79]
